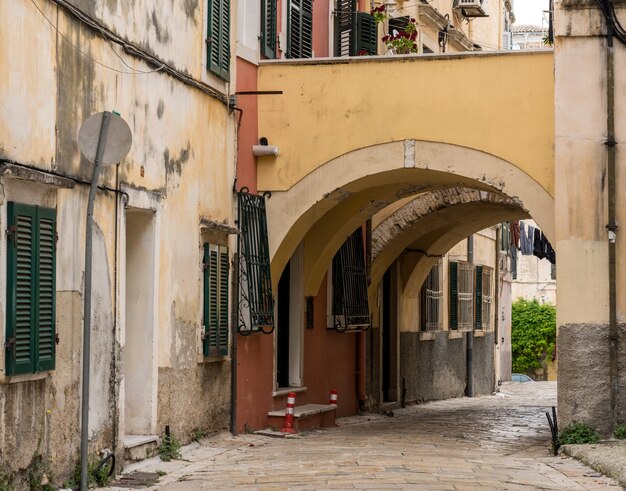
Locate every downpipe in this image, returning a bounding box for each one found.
[605,22,619,429]
[466,235,474,397]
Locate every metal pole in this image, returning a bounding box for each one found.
[81,111,111,491]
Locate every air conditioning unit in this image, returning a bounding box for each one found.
[453,0,488,17]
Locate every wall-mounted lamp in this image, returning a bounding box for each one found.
[253,137,279,157]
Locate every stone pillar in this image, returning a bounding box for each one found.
[555,0,626,432]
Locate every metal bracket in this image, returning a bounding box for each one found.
[5,225,17,239]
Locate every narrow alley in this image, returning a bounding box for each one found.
[104,383,621,490]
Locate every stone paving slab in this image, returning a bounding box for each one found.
[102,382,622,490]
[563,441,626,489]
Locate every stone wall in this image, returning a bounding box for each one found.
[400,331,495,405]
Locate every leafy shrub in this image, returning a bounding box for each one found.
[558,422,601,445]
[159,432,182,462]
[64,457,112,489]
[511,299,556,373]
[614,424,626,439]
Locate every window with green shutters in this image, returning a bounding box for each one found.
[207,0,230,80]
[203,243,229,357]
[261,0,277,58]
[334,1,378,57]
[288,0,313,59]
[475,265,493,330]
[475,265,483,329]
[449,260,473,331]
[5,202,56,376]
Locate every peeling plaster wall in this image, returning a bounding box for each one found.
[555,0,626,432]
[0,0,236,484]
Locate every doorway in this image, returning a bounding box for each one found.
[382,265,398,403]
[275,245,303,389]
[124,209,157,436]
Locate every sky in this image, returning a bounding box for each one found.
[513,0,550,26]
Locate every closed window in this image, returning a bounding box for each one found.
[335,1,378,57]
[261,0,277,58]
[475,265,493,330]
[207,0,231,80]
[5,202,56,375]
[420,260,443,331]
[330,227,370,332]
[287,0,313,58]
[449,261,474,331]
[203,244,229,356]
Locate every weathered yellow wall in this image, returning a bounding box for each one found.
[258,50,554,194]
[0,0,236,485]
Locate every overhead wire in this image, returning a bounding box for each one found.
[29,0,158,75]
[595,0,626,44]
[30,0,228,104]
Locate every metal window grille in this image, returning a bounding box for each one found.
[457,261,474,331]
[331,227,371,332]
[481,266,493,329]
[420,260,443,331]
[237,191,275,335]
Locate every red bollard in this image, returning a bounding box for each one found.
[281,392,297,434]
[329,389,338,407]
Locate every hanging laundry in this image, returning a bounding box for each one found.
[533,228,545,259]
[511,220,521,249]
[545,236,556,265]
[520,222,534,255]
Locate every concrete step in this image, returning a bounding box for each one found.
[124,434,159,462]
[267,404,336,433]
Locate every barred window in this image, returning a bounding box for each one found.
[420,260,443,331]
[478,265,493,329]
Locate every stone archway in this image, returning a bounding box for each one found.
[265,140,553,295]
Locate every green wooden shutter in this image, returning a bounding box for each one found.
[203,244,219,357]
[209,245,219,355]
[288,0,313,59]
[35,207,56,371]
[475,265,483,329]
[334,0,356,57]
[207,0,230,80]
[218,246,229,356]
[261,0,277,58]
[202,244,210,357]
[354,12,377,55]
[449,261,458,330]
[6,203,56,375]
[6,203,36,375]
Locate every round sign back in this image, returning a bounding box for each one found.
[78,111,132,165]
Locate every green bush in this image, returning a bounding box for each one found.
[63,457,112,489]
[614,424,626,439]
[511,299,556,374]
[559,422,601,445]
[159,432,182,462]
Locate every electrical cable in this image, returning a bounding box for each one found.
[29,0,158,75]
[31,0,229,104]
[595,0,626,44]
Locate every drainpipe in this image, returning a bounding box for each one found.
[466,234,474,397]
[605,20,618,429]
[357,331,367,409]
[493,225,500,392]
[230,252,239,435]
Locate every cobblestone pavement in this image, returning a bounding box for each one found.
[105,382,623,490]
